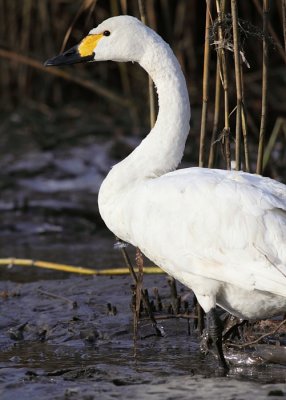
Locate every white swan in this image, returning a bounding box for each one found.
[45,15,286,369]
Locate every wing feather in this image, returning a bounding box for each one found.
[129,168,286,297]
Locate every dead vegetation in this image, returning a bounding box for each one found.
[0,0,285,176]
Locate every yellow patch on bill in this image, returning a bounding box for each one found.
[78,34,103,57]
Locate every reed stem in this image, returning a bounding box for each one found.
[283,0,286,56]
[216,0,231,170]
[241,103,250,172]
[208,60,221,168]
[256,0,269,175]
[253,0,286,64]
[138,0,156,127]
[110,0,139,128]
[199,0,211,168]
[263,118,286,170]
[60,0,97,53]
[231,0,242,171]
[237,18,250,172]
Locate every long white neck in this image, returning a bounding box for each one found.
[99,29,190,208]
[136,32,191,176]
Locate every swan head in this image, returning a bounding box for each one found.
[45,16,149,67]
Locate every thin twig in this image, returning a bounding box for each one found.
[256,0,269,175]
[141,313,197,321]
[199,0,211,167]
[231,0,242,171]
[120,246,140,283]
[134,248,144,341]
[37,289,77,308]
[119,244,163,336]
[167,277,180,314]
[229,319,286,348]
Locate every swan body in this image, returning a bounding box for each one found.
[104,167,286,320]
[46,16,286,335]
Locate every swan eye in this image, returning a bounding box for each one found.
[103,30,110,36]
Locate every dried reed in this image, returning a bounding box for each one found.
[241,103,250,172]
[283,0,286,55]
[60,0,97,52]
[253,0,286,64]
[119,243,163,337]
[138,0,156,127]
[263,118,286,171]
[0,2,284,190]
[199,0,211,168]
[208,59,221,168]
[216,0,231,170]
[256,0,269,175]
[110,0,140,128]
[231,0,242,171]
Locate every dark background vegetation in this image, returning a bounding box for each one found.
[0,0,285,240]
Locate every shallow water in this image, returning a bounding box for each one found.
[0,231,286,399]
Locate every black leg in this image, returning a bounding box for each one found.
[193,295,205,334]
[206,308,229,370]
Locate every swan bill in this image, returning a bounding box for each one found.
[44,45,93,66]
[44,33,104,67]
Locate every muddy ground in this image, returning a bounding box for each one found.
[1,233,286,399]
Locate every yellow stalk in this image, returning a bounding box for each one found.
[0,258,163,275]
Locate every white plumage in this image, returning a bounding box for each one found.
[101,164,286,320]
[94,16,286,321]
[46,15,286,365]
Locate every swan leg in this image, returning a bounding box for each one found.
[206,308,228,370]
[193,295,205,334]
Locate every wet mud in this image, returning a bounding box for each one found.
[0,132,286,398]
[1,241,286,399]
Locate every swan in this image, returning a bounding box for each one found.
[45,15,286,369]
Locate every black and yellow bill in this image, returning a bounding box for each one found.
[45,33,103,67]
